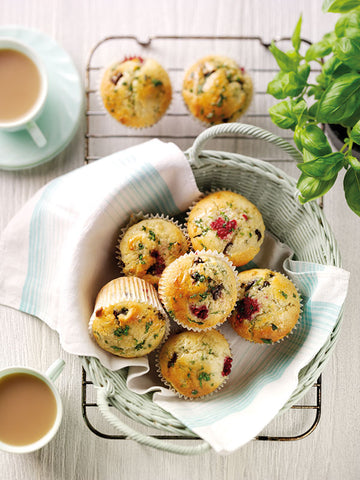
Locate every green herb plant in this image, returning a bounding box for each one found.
[267,0,360,216]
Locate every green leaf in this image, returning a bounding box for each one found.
[317,73,360,124]
[333,35,360,70]
[339,103,360,127]
[269,101,297,129]
[323,0,360,13]
[297,152,344,180]
[297,173,337,203]
[303,148,318,162]
[298,124,332,156]
[267,71,288,99]
[294,125,303,151]
[305,40,332,62]
[322,56,342,76]
[350,120,360,144]
[293,99,307,117]
[335,8,360,36]
[348,155,360,170]
[344,167,360,216]
[292,15,302,52]
[308,101,319,118]
[269,42,300,72]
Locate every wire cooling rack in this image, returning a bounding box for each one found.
[83,34,322,442]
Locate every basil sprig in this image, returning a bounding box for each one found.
[267,1,360,217]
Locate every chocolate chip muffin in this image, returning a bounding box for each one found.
[158,251,238,330]
[182,54,253,125]
[187,191,265,267]
[90,277,168,357]
[229,269,301,344]
[100,56,172,128]
[158,330,232,398]
[118,217,189,287]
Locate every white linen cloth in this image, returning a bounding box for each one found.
[0,139,349,453]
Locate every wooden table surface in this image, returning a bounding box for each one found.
[1,1,359,479]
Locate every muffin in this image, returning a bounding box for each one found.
[118,217,189,287]
[182,54,253,125]
[100,56,172,128]
[90,277,168,357]
[158,330,232,398]
[187,191,265,266]
[158,251,238,330]
[229,269,301,344]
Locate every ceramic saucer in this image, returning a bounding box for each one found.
[0,26,83,170]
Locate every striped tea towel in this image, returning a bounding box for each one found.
[0,139,201,370]
[127,233,350,453]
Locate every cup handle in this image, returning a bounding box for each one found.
[26,120,47,148]
[45,359,65,382]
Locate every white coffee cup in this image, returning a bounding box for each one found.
[0,38,48,147]
[0,358,65,454]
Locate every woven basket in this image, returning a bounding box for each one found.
[82,123,342,455]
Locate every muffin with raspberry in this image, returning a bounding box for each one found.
[90,276,168,357]
[229,269,301,344]
[182,54,253,124]
[187,190,265,267]
[100,56,172,128]
[158,251,238,330]
[158,330,232,398]
[118,216,189,287]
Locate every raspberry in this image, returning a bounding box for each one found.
[236,297,260,321]
[190,304,209,320]
[222,356,233,376]
[210,217,237,239]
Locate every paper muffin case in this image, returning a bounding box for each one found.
[97,55,173,129]
[154,337,232,401]
[88,276,170,349]
[158,249,240,332]
[116,212,191,273]
[230,269,302,346]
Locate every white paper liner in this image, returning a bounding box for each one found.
[155,330,233,400]
[230,268,302,345]
[158,249,240,332]
[98,56,172,129]
[88,276,170,351]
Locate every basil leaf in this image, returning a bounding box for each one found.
[269,42,299,72]
[293,99,307,117]
[292,15,302,52]
[335,8,360,36]
[267,71,288,99]
[323,0,360,13]
[293,125,303,152]
[333,35,360,70]
[297,152,344,180]
[269,101,297,129]
[322,56,342,76]
[298,124,332,156]
[303,149,318,163]
[297,173,337,203]
[344,167,360,216]
[348,155,360,171]
[305,40,332,62]
[308,101,319,118]
[350,120,360,145]
[317,73,360,123]
[339,103,360,128]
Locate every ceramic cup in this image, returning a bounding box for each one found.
[0,358,65,454]
[0,37,48,147]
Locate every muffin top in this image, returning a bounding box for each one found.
[91,277,168,357]
[100,56,172,128]
[118,218,189,286]
[182,55,253,125]
[229,269,301,344]
[158,330,232,398]
[187,191,265,266]
[158,251,238,330]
